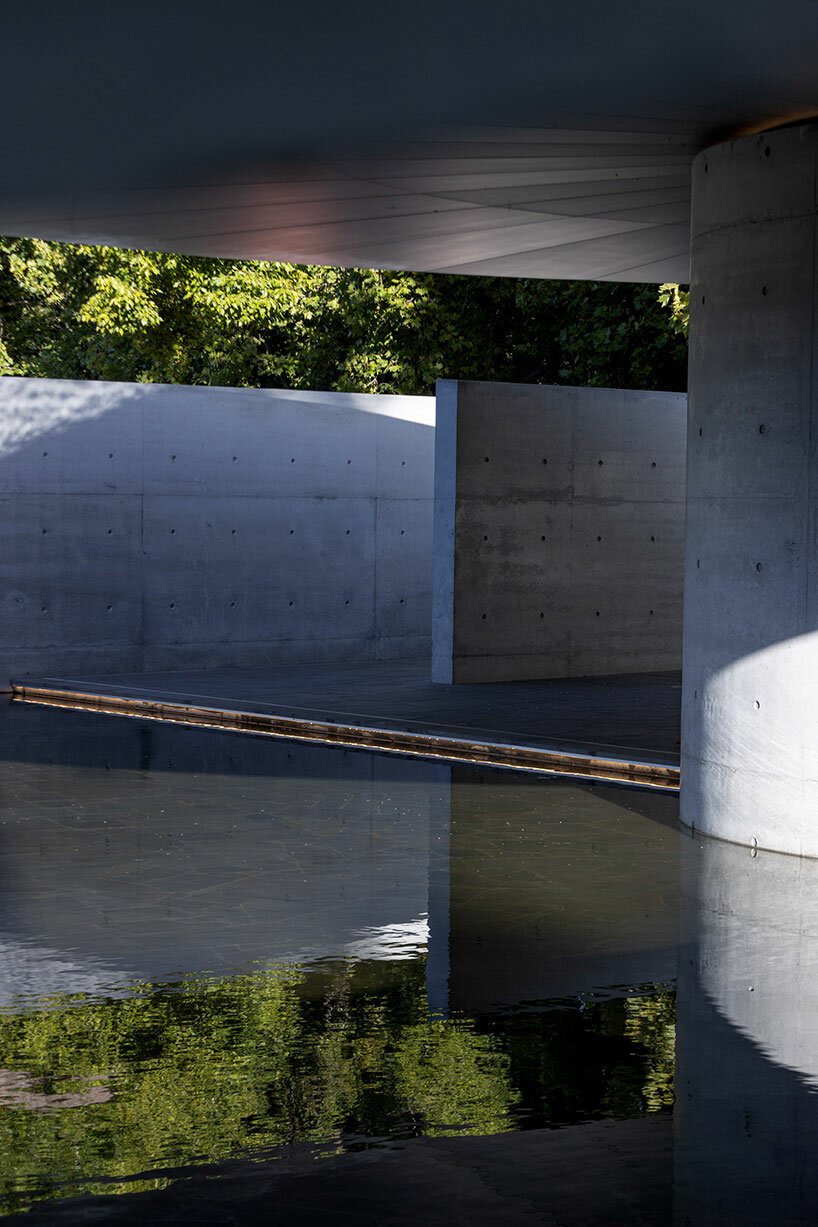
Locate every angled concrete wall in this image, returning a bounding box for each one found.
[432,380,686,683]
[0,378,434,683]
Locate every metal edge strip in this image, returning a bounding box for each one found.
[10,684,680,792]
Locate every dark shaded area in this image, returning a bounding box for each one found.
[6,1117,673,1226]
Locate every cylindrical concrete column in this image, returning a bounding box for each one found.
[682,121,818,855]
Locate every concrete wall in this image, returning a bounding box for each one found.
[432,379,686,683]
[1,378,435,683]
[681,122,818,855]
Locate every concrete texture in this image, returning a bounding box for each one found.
[0,378,435,683]
[432,379,686,683]
[681,121,818,854]
[9,661,683,761]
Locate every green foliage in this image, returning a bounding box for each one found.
[624,990,676,1111]
[657,283,690,338]
[0,960,675,1217]
[0,237,688,394]
[0,961,514,1215]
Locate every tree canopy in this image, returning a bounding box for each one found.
[0,236,688,395]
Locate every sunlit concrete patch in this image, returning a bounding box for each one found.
[682,629,818,854]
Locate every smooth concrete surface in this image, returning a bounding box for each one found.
[8,661,683,761]
[681,121,818,854]
[432,380,686,684]
[0,378,434,684]
[676,835,818,1225]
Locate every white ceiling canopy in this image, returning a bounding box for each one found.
[2,0,817,282]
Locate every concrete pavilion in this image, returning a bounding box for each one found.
[3,0,818,855]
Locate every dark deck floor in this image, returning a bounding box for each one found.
[12,661,682,766]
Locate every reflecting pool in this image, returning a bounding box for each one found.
[1,699,817,1224]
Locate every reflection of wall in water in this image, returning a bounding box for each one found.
[447,767,681,1013]
[0,704,446,994]
[675,837,818,1226]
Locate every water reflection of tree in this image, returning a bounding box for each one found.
[0,963,675,1216]
[484,987,677,1128]
[0,959,513,1215]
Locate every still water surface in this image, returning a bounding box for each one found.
[1,701,816,1225]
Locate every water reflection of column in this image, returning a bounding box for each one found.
[425,766,451,1018]
[676,836,818,1226]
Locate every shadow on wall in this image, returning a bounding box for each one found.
[0,377,435,683]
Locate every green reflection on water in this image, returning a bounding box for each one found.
[0,959,675,1216]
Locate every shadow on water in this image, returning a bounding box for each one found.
[0,705,817,1222]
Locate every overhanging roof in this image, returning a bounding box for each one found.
[2,0,817,282]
